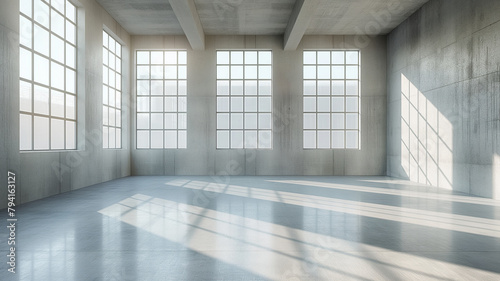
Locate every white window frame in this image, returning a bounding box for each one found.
[303,50,360,150]
[216,50,273,149]
[19,0,78,151]
[102,30,122,149]
[136,50,187,149]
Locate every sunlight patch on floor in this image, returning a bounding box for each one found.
[99,193,500,281]
[268,179,500,207]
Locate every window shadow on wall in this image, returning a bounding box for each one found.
[400,74,453,189]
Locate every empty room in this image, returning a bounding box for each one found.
[1,0,500,280]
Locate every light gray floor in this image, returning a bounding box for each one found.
[1,176,500,280]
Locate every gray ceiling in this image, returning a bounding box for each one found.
[307,0,429,35]
[96,0,184,35]
[195,0,296,35]
[96,0,428,36]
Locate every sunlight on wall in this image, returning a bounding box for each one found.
[401,74,453,189]
[494,154,500,200]
[99,193,500,280]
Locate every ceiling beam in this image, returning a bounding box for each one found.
[169,0,205,50]
[283,0,316,51]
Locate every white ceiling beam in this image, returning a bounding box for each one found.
[284,0,316,51]
[169,0,205,50]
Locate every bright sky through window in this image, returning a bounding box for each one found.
[136,50,187,149]
[19,0,77,151]
[303,50,360,149]
[216,50,273,149]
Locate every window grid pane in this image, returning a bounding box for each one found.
[216,50,272,149]
[303,50,360,149]
[103,30,122,149]
[19,0,78,151]
[136,50,187,149]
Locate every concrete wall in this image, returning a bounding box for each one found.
[387,0,500,198]
[131,35,387,176]
[0,0,131,209]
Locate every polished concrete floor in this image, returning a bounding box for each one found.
[1,176,500,280]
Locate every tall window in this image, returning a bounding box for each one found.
[19,0,77,150]
[103,31,122,149]
[216,50,272,149]
[303,50,360,149]
[136,50,187,149]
